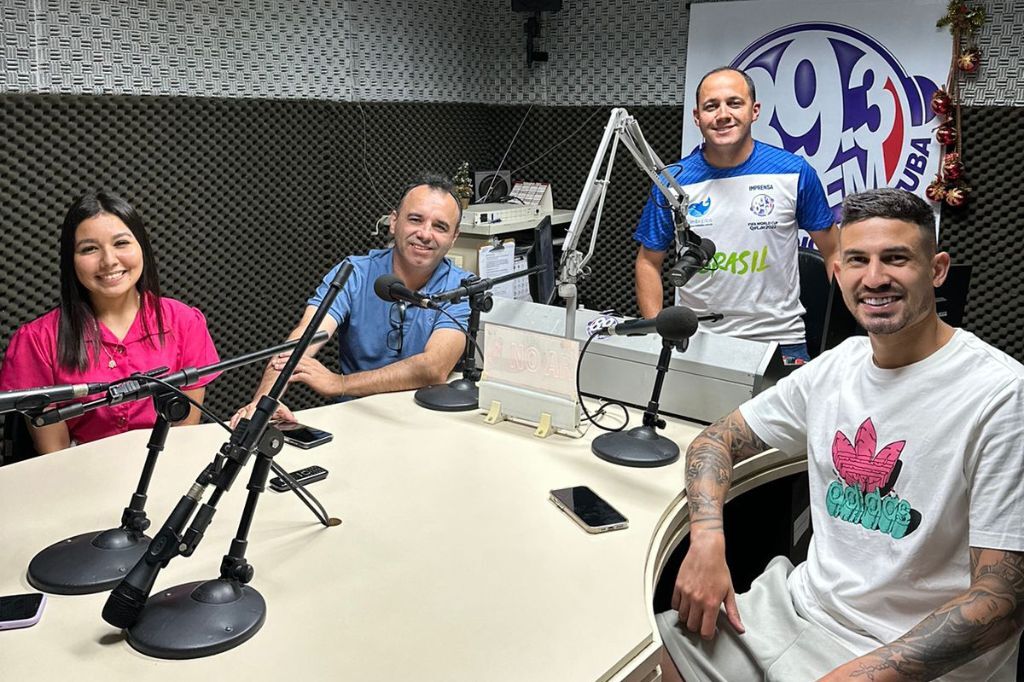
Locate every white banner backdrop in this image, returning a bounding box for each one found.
[683,0,949,234]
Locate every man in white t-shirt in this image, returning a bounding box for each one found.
[657,188,1024,681]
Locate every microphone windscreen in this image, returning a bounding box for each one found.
[656,306,699,341]
[102,582,149,629]
[373,274,402,302]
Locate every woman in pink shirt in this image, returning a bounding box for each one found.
[0,191,220,454]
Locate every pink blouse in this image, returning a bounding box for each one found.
[0,296,220,445]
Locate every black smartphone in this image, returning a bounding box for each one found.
[0,593,46,631]
[549,486,628,533]
[277,422,333,449]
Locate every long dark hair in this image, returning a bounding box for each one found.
[57,191,164,371]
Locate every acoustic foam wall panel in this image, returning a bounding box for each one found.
[1,96,1019,457]
[0,94,500,422]
[938,106,1024,361]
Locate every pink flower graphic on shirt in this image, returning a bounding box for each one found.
[831,418,905,494]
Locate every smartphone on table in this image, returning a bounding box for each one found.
[549,486,629,534]
[277,422,333,449]
[0,593,46,631]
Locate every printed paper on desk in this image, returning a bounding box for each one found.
[512,254,532,302]
[481,324,579,401]
[510,182,553,212]
[478,239,516,299]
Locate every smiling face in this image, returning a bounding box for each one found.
[835,217,949,336]
[389,184,460,283]
[693,70,760,162]
[72,213,144,306]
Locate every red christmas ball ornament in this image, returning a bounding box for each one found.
[925,178,948,202]
[944,184,969,208]
[935,123,958,146]
[930,89,953,116]
[957,48,981,73]
[943,152,965,180]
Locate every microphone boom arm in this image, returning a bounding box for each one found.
[557,108,694,338]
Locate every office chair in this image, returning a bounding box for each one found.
[1,413,39,466]
[797,246,829,359]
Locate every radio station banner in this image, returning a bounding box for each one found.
[683,0,949,227]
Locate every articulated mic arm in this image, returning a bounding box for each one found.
[556,108,695,338]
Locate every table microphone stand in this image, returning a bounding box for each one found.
[415,264,545,412]
[25,333,329,595]
[108,262,353,659]
[413,287,488,411]
[591,337,687,468]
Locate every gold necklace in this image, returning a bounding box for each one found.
[96,293,140,370]
[100,344,118,369]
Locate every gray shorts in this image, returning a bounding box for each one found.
[656,556,856,682]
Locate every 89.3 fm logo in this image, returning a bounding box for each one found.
[730,23,940,219]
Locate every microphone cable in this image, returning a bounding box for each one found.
[574,332,630,433]
[431,304,486,364]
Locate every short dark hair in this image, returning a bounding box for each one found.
[396,173,463,226]
[58,191,164,371]
[695,67,757,105]
[840,188,937,253]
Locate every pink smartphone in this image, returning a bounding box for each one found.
[0,593,45,631]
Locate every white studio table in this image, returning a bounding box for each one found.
[0,391,802,681]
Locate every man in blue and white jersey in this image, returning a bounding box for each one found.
[634,67,838,363]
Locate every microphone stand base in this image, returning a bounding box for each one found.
[126,579,266,659]
[413,378,479,412]
[27,528,151,595]
[592,426,680,468]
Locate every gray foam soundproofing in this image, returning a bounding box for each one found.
[938,106,1024,361]
[1,95,1020,464]
[0,94,499,426]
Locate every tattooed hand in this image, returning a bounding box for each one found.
[671,409,768,639]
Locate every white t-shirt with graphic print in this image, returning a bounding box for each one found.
[740,330,1024,680]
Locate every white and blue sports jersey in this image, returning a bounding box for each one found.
[635,141,833,344]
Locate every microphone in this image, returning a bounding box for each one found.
[667,237,716,288]
[429,264,546,304]
[102,489,200,628]
[373,274,438,309]
[0,381,108,414]
[597,306,699,342]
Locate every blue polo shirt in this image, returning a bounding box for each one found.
[307,249,472,377]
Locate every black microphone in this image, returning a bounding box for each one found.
[373,274,438,309]
[598,306,699,342]
[667,237,716,288]
[102,490,200,628]
[0,381,108,414]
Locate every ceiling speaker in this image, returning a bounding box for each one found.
[473,171,511,202]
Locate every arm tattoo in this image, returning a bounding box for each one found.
[849,548,1024,680]
[685,410,769,530]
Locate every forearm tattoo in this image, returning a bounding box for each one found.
[849,548,1024,680]
[685,410,769,531]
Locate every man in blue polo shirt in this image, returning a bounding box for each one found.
[634,67,838,363]
[234,175,471,422]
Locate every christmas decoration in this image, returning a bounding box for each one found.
[935,124,958,146]
[930,89,953,116]
[452,161,472,208]
[944,184,969,208]
[925,178,948,202]
[930,1,986,208]
[942,152,964,180]
[956,48,981,73]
